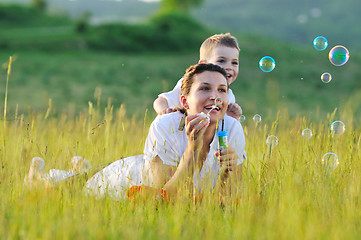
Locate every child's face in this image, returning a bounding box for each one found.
[203,46,239,85]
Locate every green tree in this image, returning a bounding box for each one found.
[31,0,46,11]
[160,0,203,13]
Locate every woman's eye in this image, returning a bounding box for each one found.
[201,87,209,91]
[219,88,227,93]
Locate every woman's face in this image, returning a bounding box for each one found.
[181,71,229,123]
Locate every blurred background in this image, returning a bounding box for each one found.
[0,0,360,120]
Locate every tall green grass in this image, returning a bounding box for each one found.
[0,99,360,239]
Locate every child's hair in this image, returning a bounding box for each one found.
[200,33,240,60]
[181,63,228,97]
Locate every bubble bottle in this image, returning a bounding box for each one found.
[218,131,228,151]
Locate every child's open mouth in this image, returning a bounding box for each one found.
[227,74,232,81]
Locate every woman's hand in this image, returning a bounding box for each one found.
[215,147,242,198]
[215,147,239,175]
[185,113,210,147]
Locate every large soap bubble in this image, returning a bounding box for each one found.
[329,45,350,66]
[259,56,276,72]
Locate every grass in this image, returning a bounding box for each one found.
[0,94,360,239]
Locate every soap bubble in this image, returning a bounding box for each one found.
[313,36,328,51]
[329,45,350,66]
[259,56,276,72]
[266,135,279,149]
[321,72,332,83]
[239,115,246,122]
[321,152,339,171]
[302,128,313,139]
[215,97,223,106]
[331,121,345,135]
[253,114,262,123]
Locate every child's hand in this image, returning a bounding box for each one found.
[161,107,177,115]
[227,103,243,120]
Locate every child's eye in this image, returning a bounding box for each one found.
[217,59,225,63]
[200,87,210,91]
[232,61,238,65]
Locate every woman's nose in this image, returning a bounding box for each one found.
[210,89,221,100]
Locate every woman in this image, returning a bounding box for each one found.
[27,63,246,200]
[85,63,245,200]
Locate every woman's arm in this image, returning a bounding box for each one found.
[150,113,211,195]
[215,144,243,198]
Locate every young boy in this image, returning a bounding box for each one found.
[153,33,243,119]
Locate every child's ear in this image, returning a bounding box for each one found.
[199,59,207,64]
[180,96,189,109]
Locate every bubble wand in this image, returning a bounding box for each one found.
[206,97,223,116]
[199,97,223,123]
[200,97,223,122]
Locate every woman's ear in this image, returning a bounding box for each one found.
[180,95,189,109]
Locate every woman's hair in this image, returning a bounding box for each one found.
[200,33,240,60]
[181,63,228,97]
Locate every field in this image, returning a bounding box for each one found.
[0,98,361,239]
[1,5,361,238]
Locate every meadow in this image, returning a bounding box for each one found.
[1,96,361,239]
[1,5,361,238]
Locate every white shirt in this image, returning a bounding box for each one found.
[159,78,236,109]
[85,112,246,199]
[143,112,245,191]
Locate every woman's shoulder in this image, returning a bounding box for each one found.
[152,112,185,132]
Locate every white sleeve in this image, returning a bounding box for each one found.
[228,88,236,104]
[228,120,246,165]
[143,115,181,166]
[158,78,183,109]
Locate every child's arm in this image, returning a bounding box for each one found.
[227,103,243,120]
[153,96,177,115]
[153,96,168,115]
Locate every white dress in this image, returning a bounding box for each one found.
[84,112,246,200]
[159,78,236,109]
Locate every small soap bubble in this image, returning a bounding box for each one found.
[259,56,276,72]
[331,121,345,135]
[321,152,339,171]
[329,45,350,66]
[239,115,246,122]
[302,128,313,139]
[313,36,328,51]
[321,72,332,83]
[215,97,223,106]
[266,135,279,149]
[253,114,262,123]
